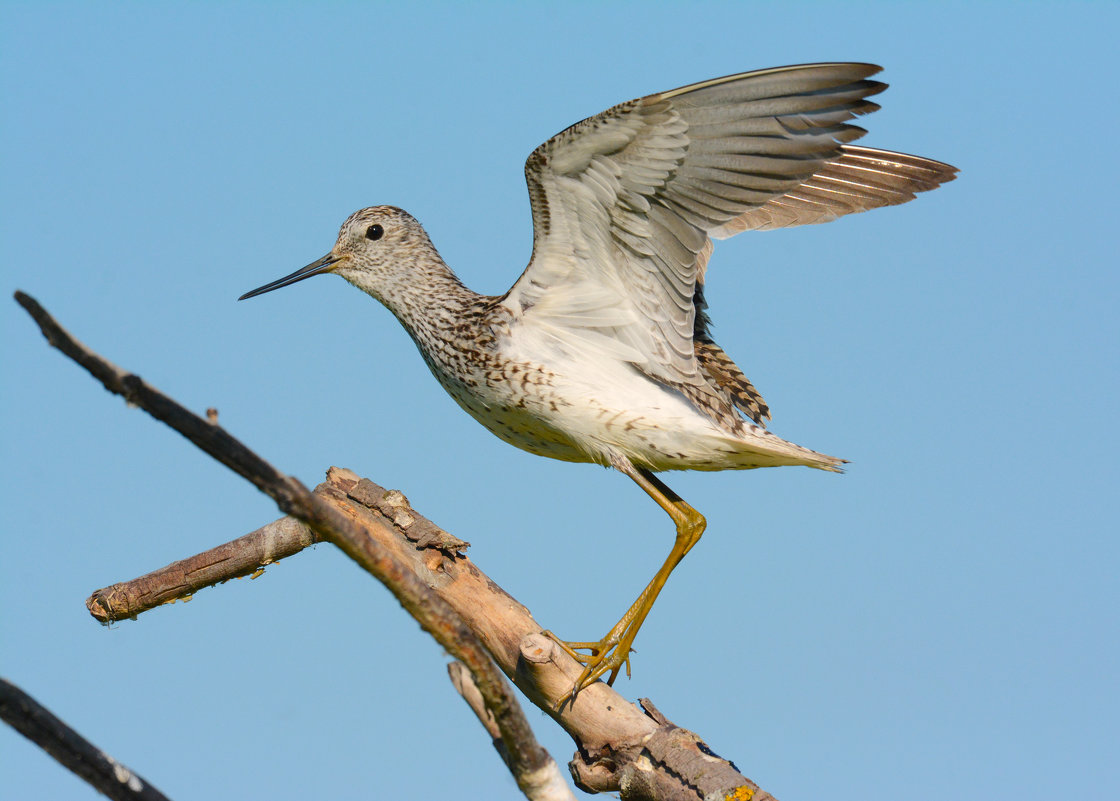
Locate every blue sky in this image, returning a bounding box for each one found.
[2,2,1116,799]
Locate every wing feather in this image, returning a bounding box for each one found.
[711,146,957,235]
[501,63,955,433]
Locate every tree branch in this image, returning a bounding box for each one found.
[449,662,577,801]
[87,516,319,622]
[0,678,173,801]
[15,290,772,801]
[14,290,553,798]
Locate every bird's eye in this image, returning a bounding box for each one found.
[365,224,384,241]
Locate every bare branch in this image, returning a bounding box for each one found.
[0,678,173,801]
[449,661,505,753]
[16,290,771,800]
[15,290,553,798]
[87,517,318,623]
[449,663,577,801]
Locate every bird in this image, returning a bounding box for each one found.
[239,63,957,702]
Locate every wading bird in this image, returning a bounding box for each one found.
[240,63,957,701]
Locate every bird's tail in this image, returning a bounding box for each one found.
[720,426,846,472]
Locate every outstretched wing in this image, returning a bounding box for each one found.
[711,145,957,236]
[500,63,954,432]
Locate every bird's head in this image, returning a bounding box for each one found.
[238,205,431,303]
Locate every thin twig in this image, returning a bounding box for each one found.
[87,517,318,623]
[0,678,173,801]
[449,663,577,801]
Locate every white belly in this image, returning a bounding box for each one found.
[418,318,834,473]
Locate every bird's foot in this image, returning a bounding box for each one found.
[542,629,635,709]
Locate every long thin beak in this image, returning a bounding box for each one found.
[238,253,339,300]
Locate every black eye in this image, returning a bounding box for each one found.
[365,224,384,241]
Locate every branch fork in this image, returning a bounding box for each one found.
[12,290,769,801]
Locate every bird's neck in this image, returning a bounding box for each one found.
[348,250,485,345]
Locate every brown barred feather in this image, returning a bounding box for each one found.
[687,244,771,428]
[663,374,747,437]
[695,339,771,426]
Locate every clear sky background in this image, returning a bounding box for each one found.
[2,2,1116,799]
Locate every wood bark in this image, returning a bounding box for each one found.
[14,289,775,801]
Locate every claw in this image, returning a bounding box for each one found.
[543,629,636,708]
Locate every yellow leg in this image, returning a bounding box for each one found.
[547,464,706,706]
